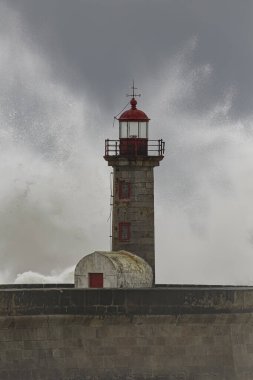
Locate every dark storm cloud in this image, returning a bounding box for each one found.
[4,0,253,119]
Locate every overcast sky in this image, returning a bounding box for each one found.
[0,0,253,284]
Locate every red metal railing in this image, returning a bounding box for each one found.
[104,138,165,157]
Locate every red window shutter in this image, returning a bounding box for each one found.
[89,273,103,288]
[119,181,131,199]
[119,222,131,242]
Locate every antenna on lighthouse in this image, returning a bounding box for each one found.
[113,81,141,126]
[126,80,141,98]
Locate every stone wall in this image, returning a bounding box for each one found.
[1,286,253,379]
[1,313,253,380]
[1,286,253,316]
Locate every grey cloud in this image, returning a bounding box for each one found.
[4,0,253,119]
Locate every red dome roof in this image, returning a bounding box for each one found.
[119,98,150,121]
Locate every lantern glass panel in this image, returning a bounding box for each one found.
[120,122,128,138]
[139,122,148,138]
[129,122,138,137]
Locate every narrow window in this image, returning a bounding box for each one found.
[119,222,131,242]
[119,181,131,199]
[89,273,103,288]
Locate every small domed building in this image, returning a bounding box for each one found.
[75,250,153,288]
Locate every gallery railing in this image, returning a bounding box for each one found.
[104,139,165,157]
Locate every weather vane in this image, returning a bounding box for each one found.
[127,80,141,98]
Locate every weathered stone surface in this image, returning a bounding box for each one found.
[107,157,162,277]
[0,312,253,379]
[0,286,253,316]
[0,286,253,378]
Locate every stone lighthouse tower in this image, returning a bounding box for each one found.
[104,85,164,280]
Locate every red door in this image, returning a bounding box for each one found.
[89,273,103,288]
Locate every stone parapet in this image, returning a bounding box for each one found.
[0,286,253,316]
[1,286,253,379]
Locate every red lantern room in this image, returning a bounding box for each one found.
[119,97,149,138]
[104,84,164,158]
[118,97,149,156]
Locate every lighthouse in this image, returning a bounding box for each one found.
[104,84,165,281]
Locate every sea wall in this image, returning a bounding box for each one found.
[0,286,253,380]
